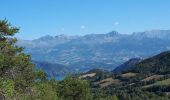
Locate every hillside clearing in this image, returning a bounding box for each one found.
[141,75,164,81]
[143,78,170,88]
[94,78,120,88]
[79,73,96,79]
[121,72,137,78]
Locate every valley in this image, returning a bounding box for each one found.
[17,30,170,76]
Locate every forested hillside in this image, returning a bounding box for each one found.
[80,51,170,100]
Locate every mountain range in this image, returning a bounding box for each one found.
[17,30,170,73]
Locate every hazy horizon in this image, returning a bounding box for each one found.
[16,29,170,40]
[1,0,170,40]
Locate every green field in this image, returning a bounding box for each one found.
[143,78,170,88]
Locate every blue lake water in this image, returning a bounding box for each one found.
[56,75,65,80]
[47,75,65,81]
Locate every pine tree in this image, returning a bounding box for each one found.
[0,19,48,99]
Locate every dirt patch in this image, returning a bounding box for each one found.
[79,73,96,79]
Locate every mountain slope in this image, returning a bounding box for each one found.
[17,30,170,72]
[131,51,170,74]
[112,58,142,73]
[81,50,170,100]
[33,61,70,77]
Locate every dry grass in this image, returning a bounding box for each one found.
[141,75,164,81]
[79,73,96,79]
[95,78,120,88]
[121,72,137,78]
[165,92,170,96]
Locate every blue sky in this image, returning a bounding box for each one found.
[1,0,170,40]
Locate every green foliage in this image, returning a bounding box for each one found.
[0,19,56,99]
[0,79,14,97]
[34,69,48,82]
[96,95,119,100]
[0,19,19,37]
[34,82,58,100]
[57,76,92,100]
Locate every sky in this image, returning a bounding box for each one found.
[1,0,170,40]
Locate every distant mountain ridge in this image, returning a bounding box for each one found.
[132,30,170,39]
[17,30,170,72]
[33,61,69,77]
